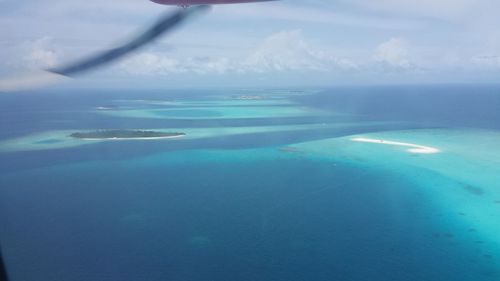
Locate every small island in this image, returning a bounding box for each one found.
[70,130,186,140]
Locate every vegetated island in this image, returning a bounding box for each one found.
[70,130,186,140]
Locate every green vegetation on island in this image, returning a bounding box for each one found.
[70,130,186,139]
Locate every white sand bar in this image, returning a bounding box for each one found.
[351,137,440,154]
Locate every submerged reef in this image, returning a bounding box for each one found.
[464,185,485,196]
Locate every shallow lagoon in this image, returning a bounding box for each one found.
[99,105,327,120]
[298,129,500,271]
[0,122,384,152]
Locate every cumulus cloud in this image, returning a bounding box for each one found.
[374,38,413,69]
[472,55,500,68]
[23,37,60,69]
[119,30,356,76]
[2,0,500,85]
[245,30,336,72]
[120,53,235,75]
[244,30,359,72]
[120,53,182,75]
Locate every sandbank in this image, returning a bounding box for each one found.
[351,137,440,154]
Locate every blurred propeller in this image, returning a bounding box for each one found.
[0,5,210,92]
[0,247,8,281]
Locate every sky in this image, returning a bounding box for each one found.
[1,0,500,89]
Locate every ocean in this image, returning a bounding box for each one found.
[0,85,499,281]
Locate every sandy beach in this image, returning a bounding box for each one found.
[351,137,440,154]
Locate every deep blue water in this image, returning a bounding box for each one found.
[1,85,500,281]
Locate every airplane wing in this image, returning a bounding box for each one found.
[151,0,275,5]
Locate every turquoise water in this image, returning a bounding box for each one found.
[0,87,499,281]
[153,109,223,118]
[298,129,500,271]
[99,104,327,120]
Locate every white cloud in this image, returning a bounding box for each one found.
[120,53,181,75]
[118,30,357,76]
[187,57,233,74]
[244,30,358,72]
[119,53,235,75]
[245,30,327,72]
[2,0,500,85]
[374,38,412,69]
[472,55,500,68]
[23,37,60,69]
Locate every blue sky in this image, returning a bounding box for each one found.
[1,0,500,88]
